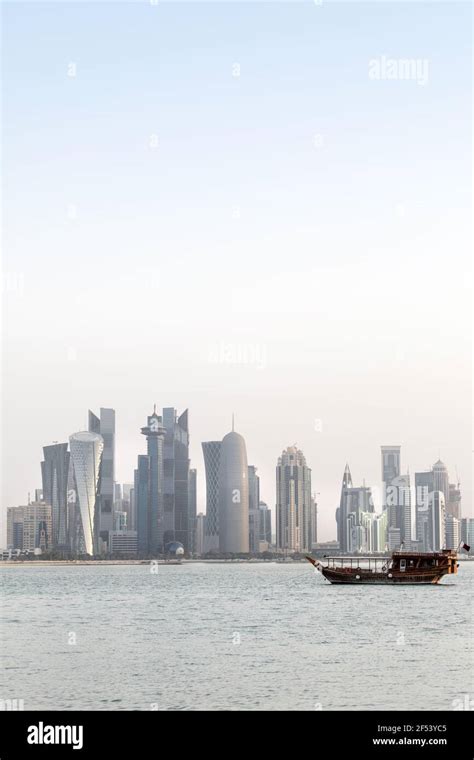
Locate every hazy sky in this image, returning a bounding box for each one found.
[1,1,472,544]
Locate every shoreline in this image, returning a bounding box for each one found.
[0,558,307,567]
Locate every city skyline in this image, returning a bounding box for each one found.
[0,400,470,549]
[2,1,471,546]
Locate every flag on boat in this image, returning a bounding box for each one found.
[461,542,470,552]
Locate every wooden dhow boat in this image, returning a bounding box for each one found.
[305,548,462,585]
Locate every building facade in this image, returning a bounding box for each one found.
[162,408,190,550]
[89,408,115,551]
[7,506,24,550]
[202,441,221,553]
[22,501,52,553]
[188,468,197,554]
[445,515,460,551]
[428,491,446,552]
[218,430,249,553]
[69,431,104,556]
[140,408,165,554]
[460,518,474,553]
[41,442,70,549]
[276,446,312,553]
[248,465,260,552]
[258,501,272,547]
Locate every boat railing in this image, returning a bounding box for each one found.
[322,556,391,570]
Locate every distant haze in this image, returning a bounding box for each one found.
[1,1,471,545]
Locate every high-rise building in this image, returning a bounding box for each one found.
[7,506,24,550]
[202,441,221,553]
[188,468,197,554]
[69,431,104,556]
[310,494,318,547]
[445,515,460,550]
[460,518,474,553]
[66,454,82,553]
[259,501,272,546]
[248,465,260,553]
[335,463,353,549]
[381,446,410,549]
[276,446,312,553]
[415,470,433,551]
[128,487,136,532]
[336,464,375,553]
[428,491,446,551]
[219,429,249,553]
[432,459,449,507]
[386,473,412,549]
[41,442,70,549]
[22,501,52,553]
[135,454,150,554]
[195,512,205,556]
[381,445,401,494]
[162,408,190,550]
[447,482,462,519]
[372,511,388,553]
[89,408,115,551]
[140,408,165,553]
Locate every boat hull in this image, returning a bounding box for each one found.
[321,568,446,585]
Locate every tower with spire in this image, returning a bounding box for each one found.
[137,407,165,554]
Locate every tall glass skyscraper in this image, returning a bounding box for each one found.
[89,408,115,551]
[248,465,260,552]
[135,454,150,554]
[41,442,70,549]
[432,459,450,507]
[162,408,190,550]
[69,431,104,556]
[188,468,197,554]
[219,430,249,553]
[202,441,221,553]
[276,446,312,553]
[140,408,165,554]
[381,446,401,491]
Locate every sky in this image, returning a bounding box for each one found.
[1,0,472,545]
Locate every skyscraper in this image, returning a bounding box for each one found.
[447,482,461,519]
[336,464,375,553]
[140,408,165,554]
[258,501,272,546]
[460,518,474,553]
[310,494,318,547]
[386,473,412,549]
[445,515,460,550]
[69,431,104,556]
[428,491,446,551]
[89,408,115,551]
[381,446,401,492]
[202,441,221,553]
[415,470,433,550]
[195,512,205,556]
[276,446,312,553]
[41,442,70,549]
[219,429,249,553]
[135,454,150,554]
[432,459,449,506]
[335,463,353,549]
[7,506,24,550]
[22,501,52,553]
[248,465,260,553]
[188,468,197,554]
[162,408,190,550]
